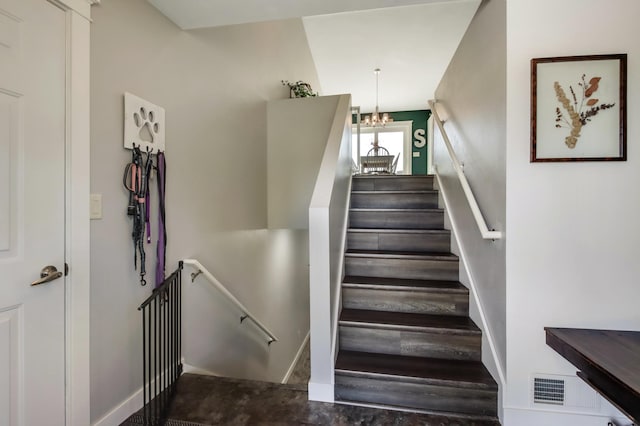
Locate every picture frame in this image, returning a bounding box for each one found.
[531,54,627,162]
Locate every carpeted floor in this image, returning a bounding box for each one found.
[123,415,207,426]
[120,374,500,426]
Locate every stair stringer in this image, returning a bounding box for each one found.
[434,170,505,422]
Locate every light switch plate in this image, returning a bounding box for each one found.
[90,194,102,220]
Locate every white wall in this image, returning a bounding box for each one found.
[433,0,506,384]
[267,95,340,229]
[90,0,320,422]
[505,0,640,424]
[308,95,353,402]
[182,230,309,383]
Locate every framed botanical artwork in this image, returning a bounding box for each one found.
[531,54,627,162]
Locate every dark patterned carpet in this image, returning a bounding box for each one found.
[120,374,500,426]
[122,415,207,426]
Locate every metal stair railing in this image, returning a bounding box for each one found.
[182,258,278,345]
[138,261,184,425]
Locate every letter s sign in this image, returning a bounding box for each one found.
[414,129,426,148]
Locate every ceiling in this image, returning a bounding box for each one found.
[303,1,480,112]
[147,0,481,112]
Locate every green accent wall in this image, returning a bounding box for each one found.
[353,109,431,175]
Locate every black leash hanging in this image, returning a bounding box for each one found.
[154,151,167,288]
[144,147,153,245]
[139,148,153,285]
[124,144,153,286]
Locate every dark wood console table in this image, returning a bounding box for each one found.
[545,327,640,424]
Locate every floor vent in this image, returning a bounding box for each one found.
[532,374,601,410]
[533,376,565,405]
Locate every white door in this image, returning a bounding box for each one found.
[0,0,67,424]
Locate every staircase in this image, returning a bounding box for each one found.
[334,174,498,420]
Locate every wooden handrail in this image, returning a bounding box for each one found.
[429,100,502,240]
[182,258,278,345]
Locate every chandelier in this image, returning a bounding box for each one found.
[362,68,393,127]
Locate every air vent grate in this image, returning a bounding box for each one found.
[534,377,565,405]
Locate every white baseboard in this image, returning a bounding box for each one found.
[434,169,506,389]
[281,331,310,384]
[182,362,220,377]
[92,367,175,426]
[92,386,143,426]
[307,381,334,403]
[504,406,632,426]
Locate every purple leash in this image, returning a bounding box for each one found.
[144,150,153,244]
[155,151,167,288]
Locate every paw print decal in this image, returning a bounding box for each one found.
[133,107,160,144]
[124,92,165,151]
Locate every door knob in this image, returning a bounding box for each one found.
[31,265,63,286]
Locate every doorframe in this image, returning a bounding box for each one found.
[352,120,414,174]
[52,0,95,425]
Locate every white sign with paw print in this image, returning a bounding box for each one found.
[124,92,165,152]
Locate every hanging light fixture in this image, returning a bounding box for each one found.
[362,68,393,128]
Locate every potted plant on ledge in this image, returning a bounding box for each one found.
[281,80,318,98]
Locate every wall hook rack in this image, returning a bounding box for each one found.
[124,92,165,152]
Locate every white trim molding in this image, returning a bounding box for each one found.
[308,94,352,406]
[55,0,94,21]
[92,390,141,426]
[281,331,310,384]
[434,170,506,389]
[308,382,335,403]
[504,406,631,426]
[61,4,92,426]
[92,368,175,426]
[182,363,219,377]
[353,120,413,174]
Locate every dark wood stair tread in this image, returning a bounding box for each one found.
[353,175,433,178]
[351,175,435,191]
[335,350,497,390]
[340,309,480,335]
[343,276,468,293]
[350,208,443,212]
[351,190,438,194]
[342,174,497,415]
[346,249,458,261]
[348,228,449,234]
